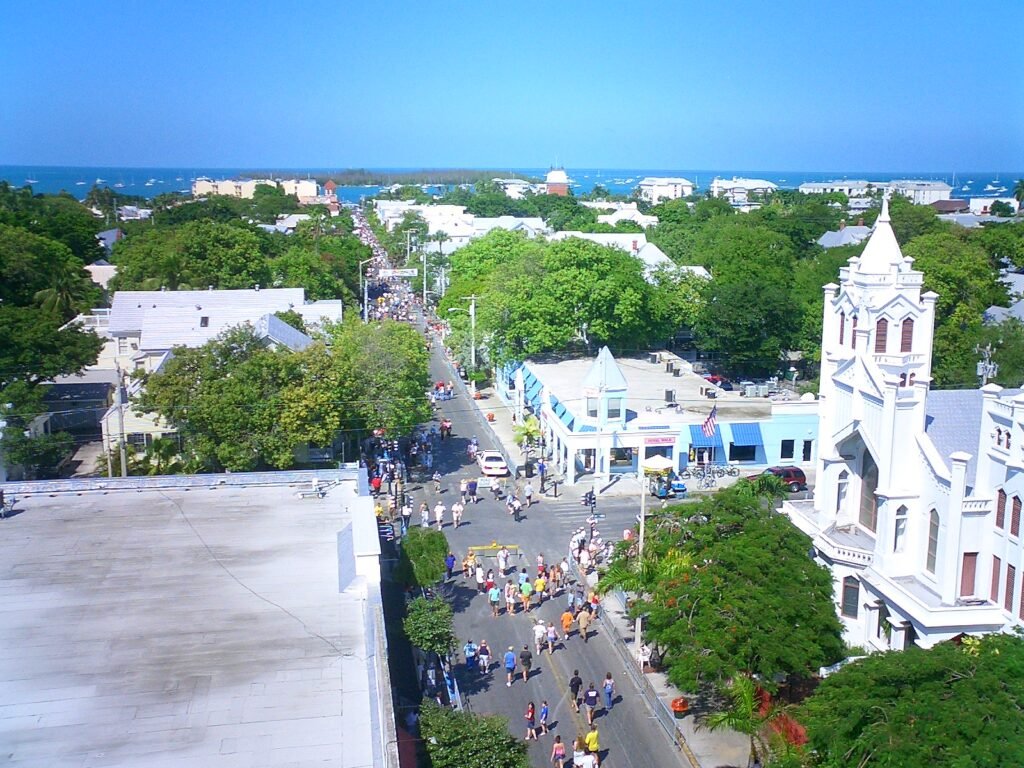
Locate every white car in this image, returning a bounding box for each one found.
[477,450,510,477]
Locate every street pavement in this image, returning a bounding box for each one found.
[409,342,689,768]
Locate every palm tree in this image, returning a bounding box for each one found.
[34,264,93,321]
[702,676,769,767]
[512,415,542,453]
[1014,179,1024,206]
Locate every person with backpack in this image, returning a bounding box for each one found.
[519,645,533,683]
[602,673,615,711]
[463,639,478,671]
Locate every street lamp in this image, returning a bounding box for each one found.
[447,295,478,373]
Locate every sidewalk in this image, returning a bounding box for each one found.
[582,570,751,768]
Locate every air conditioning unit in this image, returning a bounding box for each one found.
[648,353,659,364]
[673,368,681,377]
[665,362,673,373]
[665,389,676,404]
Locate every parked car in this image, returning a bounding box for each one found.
[477,450,510,477]
[757,466,807,492]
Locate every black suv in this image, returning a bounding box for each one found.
[762,466,807,492]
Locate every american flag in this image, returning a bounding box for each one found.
[701,405,718,438]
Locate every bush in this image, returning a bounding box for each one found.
[397,527,449,588]
[403,596,455,658]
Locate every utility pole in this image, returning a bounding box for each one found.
[976,343,999,385]
[115,365,128,477]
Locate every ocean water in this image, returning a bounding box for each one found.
[1,165,1019,202]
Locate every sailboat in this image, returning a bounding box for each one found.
[25,178,39,184]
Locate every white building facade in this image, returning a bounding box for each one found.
[636,177,694,203]
[784,197,1022,652]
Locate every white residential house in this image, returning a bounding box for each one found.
[596,202,659,228]
[637,177,694,203]
[709,177,778,206]
[817,222,872,249]
[970,197,1019,215]
[72,288,341,454]
[782,196,1023,652]
[799,180,875,197]
[887,180,952,206]
[493,178,538,199]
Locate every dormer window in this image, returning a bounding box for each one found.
[607,398,622,419]
[586,397,598,418]
[200,316,210,327]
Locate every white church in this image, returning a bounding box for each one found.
[784,197,1024,651]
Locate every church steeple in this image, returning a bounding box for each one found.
[856,196,904,275]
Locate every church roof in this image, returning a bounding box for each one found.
[581,346,628,392]
[546,168,569,184]
[924,389,985,490]
[856,197,904,274]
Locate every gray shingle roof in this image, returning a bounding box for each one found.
[924,389,984,489]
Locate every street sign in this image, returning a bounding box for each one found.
[378,268,418,278]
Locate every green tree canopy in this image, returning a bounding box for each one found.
[403,596,456,658]
[799,633,1024,768]
[419,703,529,768]
[609,483,845,692]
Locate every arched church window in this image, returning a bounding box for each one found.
[899,373,907,387]
[926,509,939,573]
[901,318,914,353]
[997,428,1004,446]
[875,318,888,353]
[859,451,878,533]
[836,470,849,516]
[894,505,908,551]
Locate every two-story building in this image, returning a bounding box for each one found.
[783,196,1022,651]
[498,348,817,486]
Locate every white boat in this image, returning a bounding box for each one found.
[113,182,125,189]
[95,178,105,184]
[984,184,999,191]
[25,178,39,184]
[145,179,155,186]
[961,185,970,191]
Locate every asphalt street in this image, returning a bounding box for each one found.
[407,341,687,768]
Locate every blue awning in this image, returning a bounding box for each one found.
[729,423,763,446]
[689,424,723,449]
[526,379,543,402]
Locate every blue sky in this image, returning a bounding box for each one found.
[2,1,1021,171]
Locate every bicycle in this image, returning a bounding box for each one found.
[699,474,718,490]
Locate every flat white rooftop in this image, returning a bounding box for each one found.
[526,354,771,427]
[0,485,371,768]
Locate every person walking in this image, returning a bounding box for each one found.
[533,573,546,608]
[574,737,594,768]
[491,476,502,500]
[504,580,518,616]
[533,619,546,655]
[602,673,615,711]
[583,683,599,725]
[511,495,523,522]
[419,502,430,528]
[585,723,601,766]
[577,606,593,644]
[524,481,534,507]
[520,578,533,614]
[550,735,567,768]
[478,640,491,674]
[519,645,533,683]
[400,501,412,534]
[518,567,530,587]
[445,551,456,581]
[467,477,479,504]
[560,608,575,642]
[475,563,486,594]
[539,700,550,735]
[568,670,583,713]
[459,478,468,504]
[433,501,445,531]
[451,500,464,528]
[524,701,538,741]
[548,563,560,596]
[488,583,502,618]
[463,639,477,672]
[504,646,516,687]
[546,622,558,654]
[497,545,510,576]
[432,471,442,493]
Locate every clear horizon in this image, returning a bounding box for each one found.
[2,2,1022,170]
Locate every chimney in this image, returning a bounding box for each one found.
[631,240,638,254]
